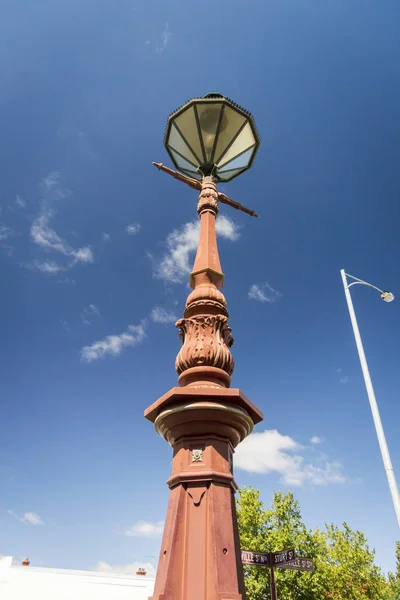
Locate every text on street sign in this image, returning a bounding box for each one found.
[272,548,296,565]
[241,550,270,566]
[275,557,315,572]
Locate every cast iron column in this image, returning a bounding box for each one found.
[145,177,263,600]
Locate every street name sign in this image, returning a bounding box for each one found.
[241,550,270,566]
[271,548,296,566]
[275,557,315,572]
[241,548,313,600]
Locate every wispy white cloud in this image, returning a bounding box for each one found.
[81,322,146,363]
[31,215,65,251]
[57,277,76,286]
[27,259,65,274]
[74,247,93,263]
[81,304,101,325]
[8,510,44,526]
[28,172,93,275]
[156,22,172,54]
[31,214,93,265]
[126,223,141,235]
[337,368,350,384]
[248,282,281,303]
[39,171,70,202]
[152,221,198,283]
[0,224,13,241]
[24,512,44,526]
[216,215,240,241]
[102,232,111,242]
[15,195,26,208]
[310,436,322,445]
[152,215,240,283]
[150,307,177,324]
[92,561,156,577]
[122,520,164,538]
[235,429,345,487]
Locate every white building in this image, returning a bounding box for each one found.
[0,557,155,600]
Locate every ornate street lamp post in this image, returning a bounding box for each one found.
[145,94,263,600]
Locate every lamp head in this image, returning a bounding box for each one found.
[164,93,260,183]
[381,291,395,303]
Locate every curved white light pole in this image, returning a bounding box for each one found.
[340,269,400,527]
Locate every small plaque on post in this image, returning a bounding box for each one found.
[192,449,203,462]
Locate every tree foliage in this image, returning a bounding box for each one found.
[388,542,400,599]
[236,486,393,600]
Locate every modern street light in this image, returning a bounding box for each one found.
[340,269,400,527]
[145,94,263,600]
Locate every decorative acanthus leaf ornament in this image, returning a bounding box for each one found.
[176,314,234,376]
[197,184,219,214]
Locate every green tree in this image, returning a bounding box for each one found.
[236,486,389,600]
[321,523,388,599]
[388,542,400,599]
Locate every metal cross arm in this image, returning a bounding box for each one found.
[152,162,259,218]
[217,191,258,218]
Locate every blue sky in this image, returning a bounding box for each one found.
[1,0,400,577]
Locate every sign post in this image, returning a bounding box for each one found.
[269,561,277,600]
[269,548,295,600]
[241,548,315,599]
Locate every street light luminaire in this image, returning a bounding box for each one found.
[164,93,261,182]
[381,291,395,303]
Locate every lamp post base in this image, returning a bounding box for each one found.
[145,388,263,600]
[148,440,244,600]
